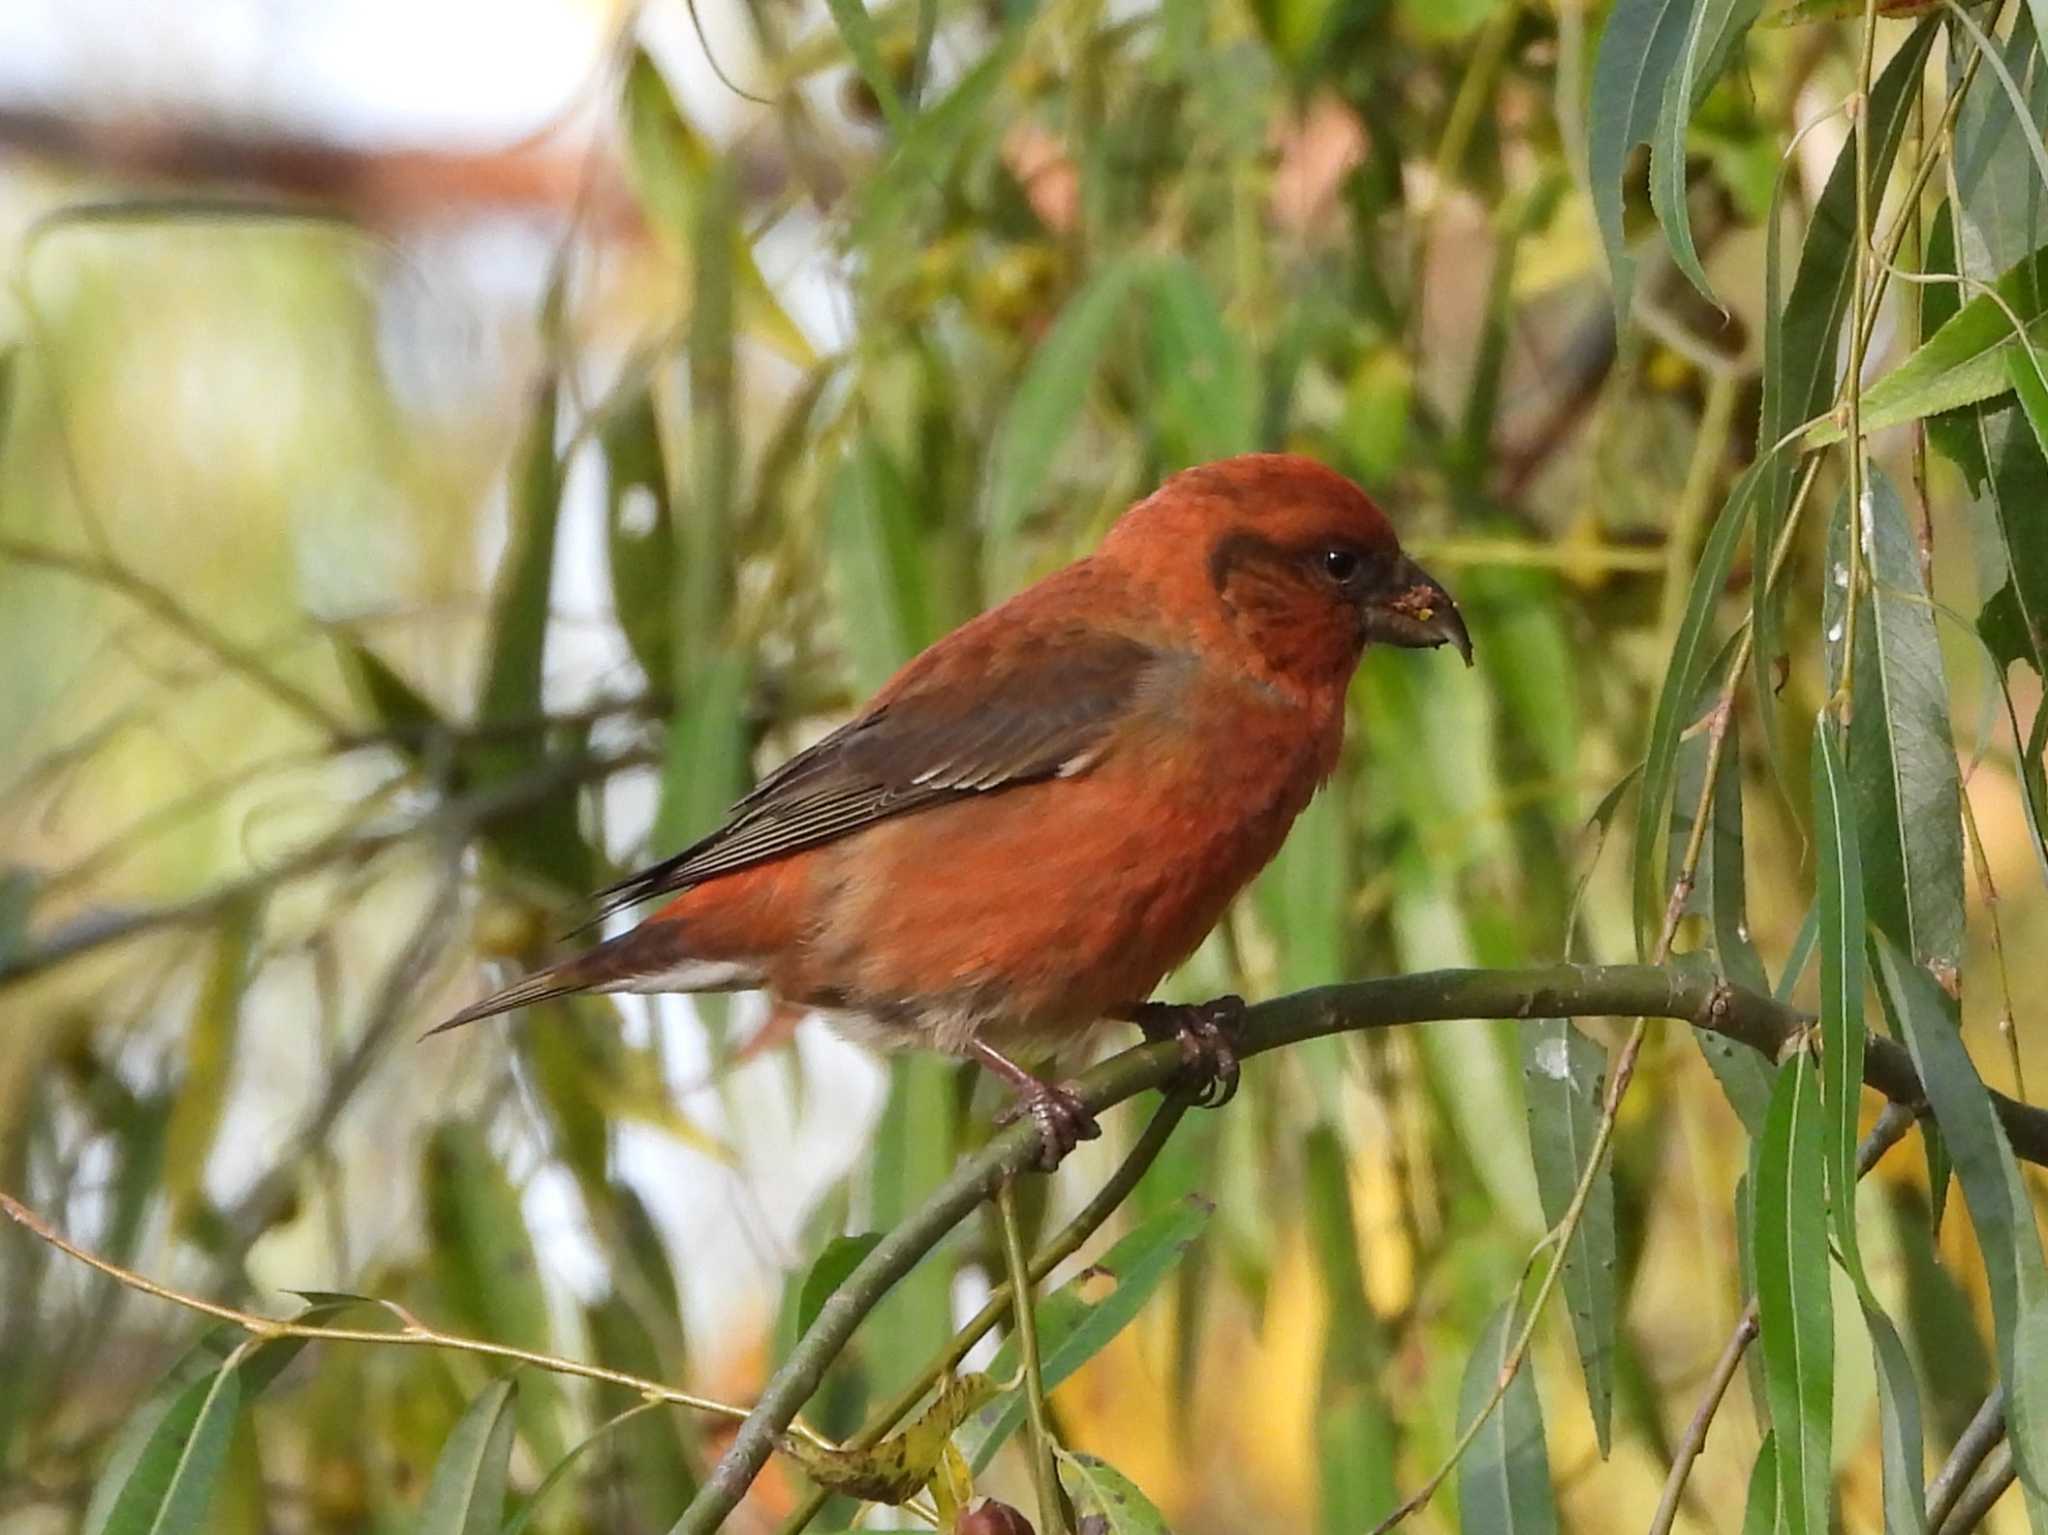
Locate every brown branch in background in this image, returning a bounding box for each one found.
[1939,1443,2017,1535]
[1927,1388,2009,1530]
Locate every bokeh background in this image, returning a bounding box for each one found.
[0,0,2042,1530]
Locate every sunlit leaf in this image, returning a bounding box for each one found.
[1455,1302,1559,1535]
[1522,1018,1615,1455]
[1756,1053,1832,1535]
[416,1380,517,1535]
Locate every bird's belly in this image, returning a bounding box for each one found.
[789,738,1323,1052]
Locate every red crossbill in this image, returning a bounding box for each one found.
[436,454,1470,1164]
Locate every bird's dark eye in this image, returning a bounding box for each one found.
[1321,548,1363,585]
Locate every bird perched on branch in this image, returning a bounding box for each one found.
[435,454,1470,1166]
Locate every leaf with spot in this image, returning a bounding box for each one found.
[1755,1053,1832,1535]
[1588,0,1702,326]
[1058,1450,1174,1535]
[1649,0,1764,302]
[1521,1018,1615,1455]
[1455,1302,1560,1535]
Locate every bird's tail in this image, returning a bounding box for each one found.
[426,921,766,1038]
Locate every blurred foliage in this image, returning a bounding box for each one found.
[2,0,2048,1531]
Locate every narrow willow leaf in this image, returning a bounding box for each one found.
[1811,237,2048,445]
[601,389,676,695]
[852,39,1015,250]
[1998,346,2048,682]
[501,1402,664,1535]
[1854,1289,1928,1535]
[866,1054,957,1401]
[1057,1451,1173,1535]
[1755,17,1938,760]
[1521,1019,1615,1454]
[1809,720,1865,1280]
[795,1234,885,1343]
[823,0,908,134]
[1672,701,1776,1130]
[163,905,252,1220]
[1951,8,2048,275]
[424,1125,563,1464]
[964,1195,1212,1470]
[1876,939,2048,1513]
[982,258,1146,588]
[338,639,445,757]
[1649,0,1764,301]
[1756,1054,1832,1535]
[830,433,935,693]
[1632,460,1757,955]
[1303,1125,1395,1529]
[1456,1303,1560,1535]
[93,1366,241,1535]
[1741,1433,1782,1535]
[1588,0,1703,325]
[620,51,812,363]
[417,1380,518,1535]
[1147,257,1257,467]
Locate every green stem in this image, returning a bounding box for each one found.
[998,1177,1068,1534]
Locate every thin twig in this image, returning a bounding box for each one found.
[997,1177,1068,1535]
[0,1187,827,1442]
[1928,1388,2009,1530]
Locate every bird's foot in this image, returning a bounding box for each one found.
[975,1041,1102,1171]
[995,1080,1103,1171]
[1129,995,1245,1108]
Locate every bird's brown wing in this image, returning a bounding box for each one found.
[592,627,1164,918]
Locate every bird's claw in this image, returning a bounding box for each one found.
[1135,995,1244,1108]
[997,1081,1102,1171]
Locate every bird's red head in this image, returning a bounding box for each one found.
[1100,453,1471,694]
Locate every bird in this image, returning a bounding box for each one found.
[433,453,1471,1166]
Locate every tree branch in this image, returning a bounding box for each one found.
[675,962,2048,1530]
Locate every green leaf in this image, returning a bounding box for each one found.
[90,1365,241,1535]
[162,904,252,1221]
[1521,1019,1615,1455]
[1671,701,1776,1130]
[964,1195,1212,1471]
[1809,719,1865,1281]
[851,39,1015,251]
[1876,938,2048,1514]
[1756,1053,1832,1535]
[1754,17,1937,763]
[796,1234,885,1343]
[1147,258,1257,468]
[1455,1302,1559,1535]
[830,433,936,693]
[1632,459,1756,955]
[1811,238,2048,445]
[338,639,446,757]
[602,389,676,696]
[1058,1450,1173,1534]
[1853,1291,1928,1535]
[1741,1433,1782,1535]
[501,1401,665,1535]
[982,258,1146,588]
[1649,0,1764,302]
[1588,0,1702,326]
[1303,1124,1394,1529]
[865,1055,957,1401]
[823,0,907,134]
[417,1380,518,1535]
[423,1124,563,1464]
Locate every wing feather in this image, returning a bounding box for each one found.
[592,628,1160,917]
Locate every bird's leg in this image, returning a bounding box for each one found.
[973,1042,1102,1171]
[1116,995,1245,1108]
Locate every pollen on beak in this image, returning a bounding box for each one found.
[1364,562,1474,666]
